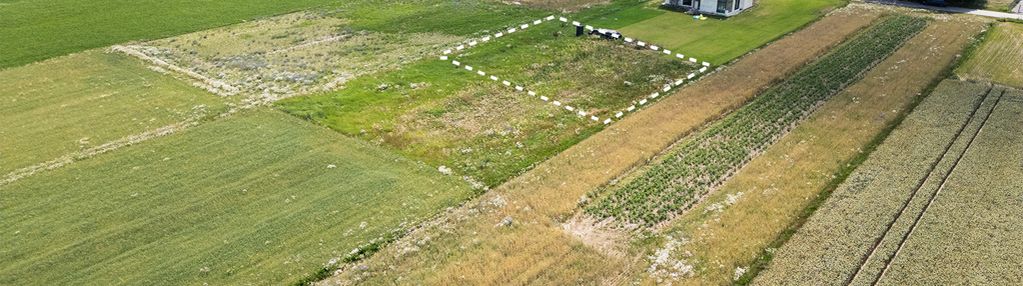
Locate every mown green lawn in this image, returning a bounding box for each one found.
[616,0,846,64]
[0,109,473,285]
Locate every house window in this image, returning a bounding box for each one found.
[734,0,742,10]
[717,0,728,13]
[683,0,692,6]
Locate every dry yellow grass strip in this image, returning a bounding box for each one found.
[957,22,1023,88]
[320,7,881,285]
[653,17,989,286]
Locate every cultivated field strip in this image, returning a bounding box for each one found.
[649,17,986,285]
[956,22,1023,88]
[877,90,1023,285]
[848,85,1006,285]
[752,80,994,285]
[583,16,928,228]
[440,15,710,125]
[320,9,885,284]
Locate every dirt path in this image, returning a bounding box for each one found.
[322,7,881,285]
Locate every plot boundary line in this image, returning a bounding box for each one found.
[439,15,712,125]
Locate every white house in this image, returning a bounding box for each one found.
[663,0,755,17]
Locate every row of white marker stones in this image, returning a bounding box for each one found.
[439,15,713,125]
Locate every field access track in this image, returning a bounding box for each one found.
[321,8,881,285]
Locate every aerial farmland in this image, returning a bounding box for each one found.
[2,0,1020,285]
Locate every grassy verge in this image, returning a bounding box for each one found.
[0,109,474,285]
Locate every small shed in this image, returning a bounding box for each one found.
[663,0,755,17]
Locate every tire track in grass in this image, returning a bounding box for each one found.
[846,86,1004,285]
[867,88,1006,285]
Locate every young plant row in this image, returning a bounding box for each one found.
[583,15,929,228]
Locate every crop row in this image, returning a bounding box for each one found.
[583,15,929,228]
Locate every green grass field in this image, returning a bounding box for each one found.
[616,0,846,64]
[0,109,473,285]
[957,22,1023,88]
[278,21,696,186]
[0,50,228,175]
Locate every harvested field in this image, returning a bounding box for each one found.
[645,17,987,285]
[752,79,997,285]
[319,7,880,284]
[0,109,473,285]
[585,15,928,228]
[957,22,1023,88]
[0,50,227,176]
[878,89,1023,285]
[128,11,461,100]
[279,22,697,186]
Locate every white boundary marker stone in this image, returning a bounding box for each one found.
[615,111,624,118]
[699,67,708,73]
[584,25,593,30]
[687,73,696,79]
[527,91,536,96]
[689,57,697,63]
[490,75,499,81]
[663,49,671,55]
[452,60,461,66]
[508,28,517,33]
[521,24,529,29]
[624,37,633,43]
[565,106,574,111]
[440,55,448,60]
[603,118,612,124]
[456,45,465,50]
[540,96,549,101]
[553,101,562,106]
[443,49,452,55]
[495,32,504,38]
[477,70,486,76]
[482,36,491,42]
[702,62,711,67]
[650,92,660,99]
[502,80,511,86]
[650,45,659,51]
[591,116,600,121]
[465,65,474,71]
[546,16,555,21]
[572,21,580,26]
[515,86,524,91]
[626,105,636,112]
[469,40,478,46]
[639,99,648,105]
[533,20,542,24]
[578,111,587,116]
[559,17,568,22]
[674,79,685,86]
[676,53,685,59]
[662,85,671,92]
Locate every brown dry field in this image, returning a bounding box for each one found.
[320,7,880,285]
[654,16,990,285]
